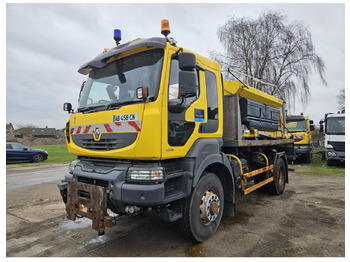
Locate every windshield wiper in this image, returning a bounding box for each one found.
[107,101,140,110]
[78,105,107,113]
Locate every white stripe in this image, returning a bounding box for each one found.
[70,121,142,134]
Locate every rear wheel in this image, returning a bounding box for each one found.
[266,157,286,195]
[180,172,224,242]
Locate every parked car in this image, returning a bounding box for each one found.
[6,142,48,163]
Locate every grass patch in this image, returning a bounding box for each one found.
[293,151,345,176]
[307,204,316,208]
[35,145,76,163]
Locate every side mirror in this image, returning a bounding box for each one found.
[136,86,149,100]
[178,52,196,70]
[179,71,197,99]
[23,147,28,151]
[310,124,315,131]
[63,102,73,114]
[309,120,314,125]
[319,124,324,133]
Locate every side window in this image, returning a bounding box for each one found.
[201,71,219,133]
[168,59,199,105]
[168,59,180,100]
[167,57,199,146]
[12,143,25,150]
[6,144,13,149]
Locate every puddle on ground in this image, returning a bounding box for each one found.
[221,211,253,227]
[59,217,92,230]
[185,211,253,257]
[81,235,109,247]
[186,243,205,257]
[59,210,119,231]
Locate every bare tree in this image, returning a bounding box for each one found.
[337,88,345,110]
[211,10,327,108]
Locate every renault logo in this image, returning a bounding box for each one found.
[93,127,101,141]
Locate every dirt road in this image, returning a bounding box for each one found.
[6,163,345,257]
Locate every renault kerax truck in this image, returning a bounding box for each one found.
[58,20,294,242]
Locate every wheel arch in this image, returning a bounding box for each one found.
[204,162,235,205]
[192,154,236,217]
[185,138,236,216]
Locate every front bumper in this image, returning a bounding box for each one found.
[294,145,312,155]
[326,149,345,161]
[287,145,311,161]
[58,159,192,233]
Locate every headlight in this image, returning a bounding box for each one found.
[327,151,337,157]
[127,167,164,182]
[69,159,80,173]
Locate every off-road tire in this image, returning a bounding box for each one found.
[180,172,224,242]
[266,157,286,195]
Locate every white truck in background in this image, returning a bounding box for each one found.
[319,110,345,166]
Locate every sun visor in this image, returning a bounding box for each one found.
[78,37,167,75]
[286,115,305,122]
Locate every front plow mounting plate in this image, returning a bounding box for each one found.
[66,181,116,234]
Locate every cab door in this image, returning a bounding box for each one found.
[162,51,208,159]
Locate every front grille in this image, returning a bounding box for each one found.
[77,176,109,187]
[82,138,118,150]
[72,133,137,151]
[328,141,345,152]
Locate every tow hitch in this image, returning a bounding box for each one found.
[66,181,117,235]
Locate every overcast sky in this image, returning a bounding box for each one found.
[5,2,346,129]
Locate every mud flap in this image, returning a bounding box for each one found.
[66,181,117,235]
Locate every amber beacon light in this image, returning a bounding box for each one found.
[161,19,170,37]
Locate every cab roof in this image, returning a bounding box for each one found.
[78,37,167,75]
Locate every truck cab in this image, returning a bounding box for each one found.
[286,114,314,163]
[319,112,345,166]
[64,38,223,161]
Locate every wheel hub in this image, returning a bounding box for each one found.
[199,189,221,225]
[278,168,284,186]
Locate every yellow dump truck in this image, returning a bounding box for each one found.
[58,20,294,242]
[286,114,314,163]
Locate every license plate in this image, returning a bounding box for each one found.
[113,113,138,122]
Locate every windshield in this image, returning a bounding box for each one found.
[326,116,345,135]
[78,49,164,112]
[286,120,306,132]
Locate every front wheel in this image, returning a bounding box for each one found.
[33,153,45,163]
[303,151,312,163]
[180,172,224,242]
